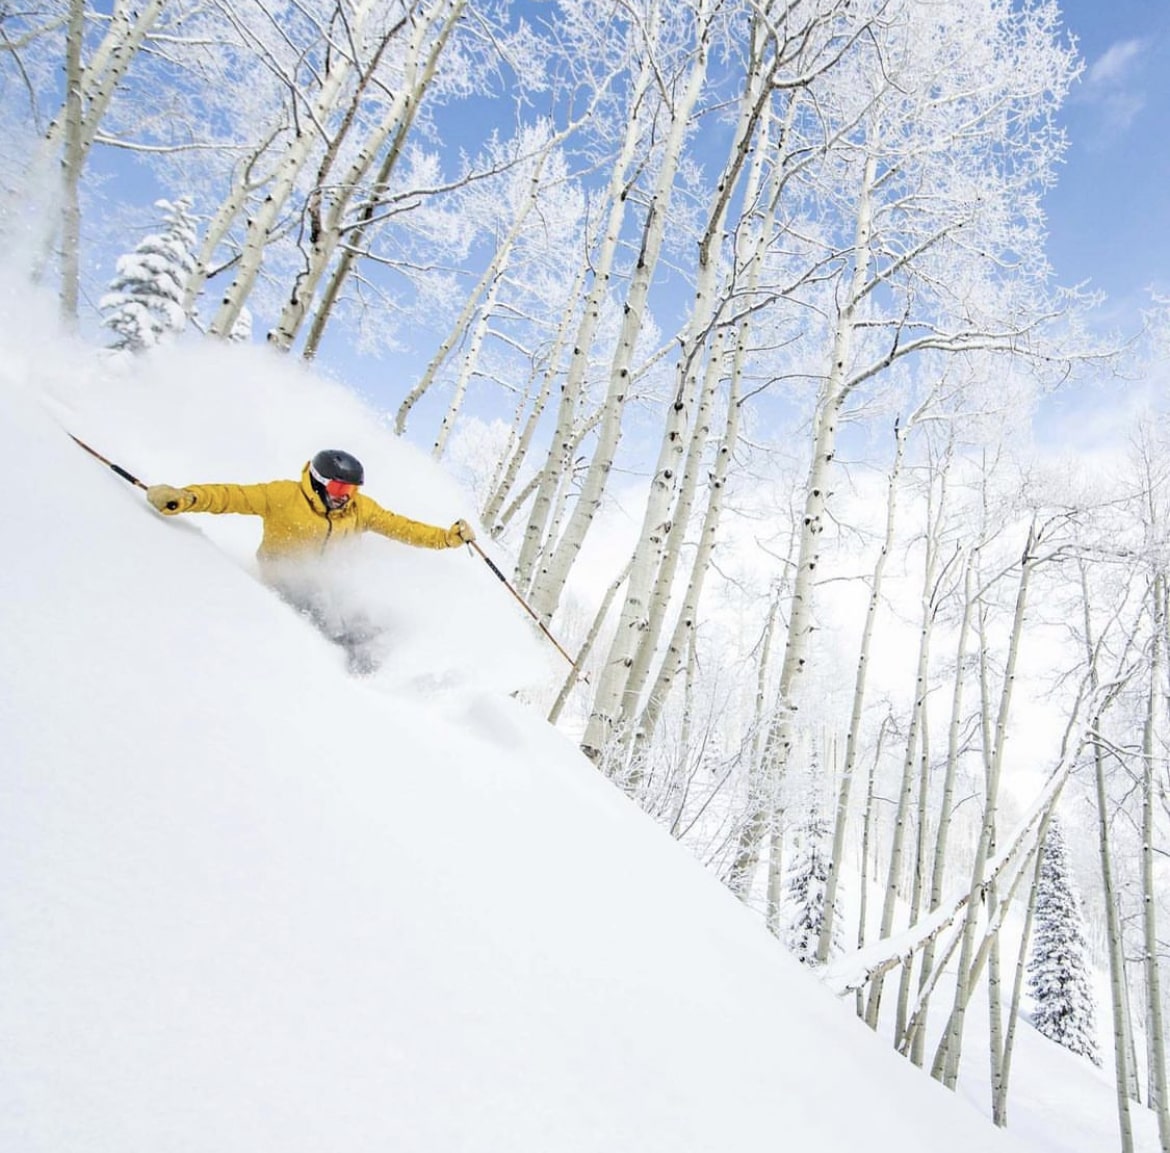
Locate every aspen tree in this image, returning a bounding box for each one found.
[209,0,382,337]
[426,130,593,459]
[729,0,1077,898]
[619,336,730,777]
[887,707,1106,1051]
[873,605,1139,1070]
[726,146,879,896]
[609,6,840,773]
[934,520,1039,1088]
[980,550,1007,1106]
[855,715,890,1016]
[268,0,466,352]
[514,4,661,598]
[1083,559,1137,1153]
[631,326,746,766]
[526,0,715,625]
[58,0,85,323]
[40,0,166,156]
[481,255,590,532]
[297,0,533,361]
[580,2,780,764]
[911,445,1009,1064]
[867,455,952,1030]
[183,123,288,318]
[994,829,1045,1126]
[910,544,978,1066]
[896,460,962,1038]
[1132,429,1170,1144]
[497,406,607,543]
[661,627,703,830]
[33,0,166,294]
[628,105,816,774]
[546,558,633,727]
[818,412,926,966]
[1142,571,1170,1149]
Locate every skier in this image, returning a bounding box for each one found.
[146,448,476,671]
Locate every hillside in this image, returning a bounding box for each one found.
[0,288,1150,1152]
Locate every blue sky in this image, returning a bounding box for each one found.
[73,0,1170,395]
[1044,0,1170,321]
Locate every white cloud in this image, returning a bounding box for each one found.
[1086,38,1147,89]
[1071,38,1150,138]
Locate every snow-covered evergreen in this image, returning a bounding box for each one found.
[1027,818,1101,1065]
[100,197,197,351]
[784,794,843,965]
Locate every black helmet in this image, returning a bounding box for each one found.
[310,449,364,485]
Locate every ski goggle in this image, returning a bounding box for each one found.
[324,479,358,501]
[310,462,360,502]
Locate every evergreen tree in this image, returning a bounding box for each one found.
[100,197,197,351]
[784,795,843,966]
[1027,818,1101,1065]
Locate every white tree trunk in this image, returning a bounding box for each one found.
[1142,571,1170,1149]
[628,81,785,761]
[546,557,633,727]
[911,546,976,1065]
[935,520,1037,1088]
[1093,721,1136,1153]
[38,0,166,290]
[480,253,591,531]
[43,0,166,154]
[527,0,712,627]
[631,328,742,762]
[994,830,1045,1126]
[270,0,463,352]
[210,0,380,337]
[818,420,908,963]
[183,125,286,319]
[58,0,86,325]
[581,11,772,762]
[855,716,891,1016]
[866,493,941,1028]
[512,30,658,597]
[431,265,504,459]
[726,148,879,898]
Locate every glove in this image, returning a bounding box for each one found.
[446,518,476,547]
[146,484,197,515]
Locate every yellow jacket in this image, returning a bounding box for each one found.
[185,463,452,561]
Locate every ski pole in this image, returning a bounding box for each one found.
[468,540,579,672]
[69,433,149,491]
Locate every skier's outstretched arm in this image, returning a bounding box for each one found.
[147,482,271,517]
[359,495,475,550]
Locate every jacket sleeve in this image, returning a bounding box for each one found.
[184,483,272,516]
[358,494,451,549]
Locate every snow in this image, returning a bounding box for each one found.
[0,276,1160,1151]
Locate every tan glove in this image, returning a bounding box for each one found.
[446,518,476,547]
[146,484,197,515]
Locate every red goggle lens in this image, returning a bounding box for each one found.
[325,479,358,499]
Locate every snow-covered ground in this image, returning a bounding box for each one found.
[0,279,1159,1151]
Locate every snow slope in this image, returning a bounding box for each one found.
[0,284,1151,1152]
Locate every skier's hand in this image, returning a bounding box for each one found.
[446,518,476,547]
[147,484,197,515]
